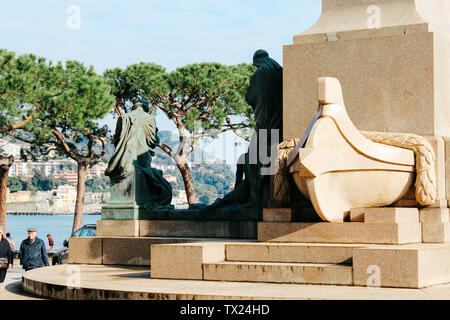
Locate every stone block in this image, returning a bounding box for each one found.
[445,136,450,201]
[425,136,446,201]
[350,208,419,223]
[139,220,257,239]
[151,243,225,280]
[203,261,353,286]
[225,243,367,264]
[420,208,449,223]
[103,238,150,266]
[263,208,294,222]
[96,220,139,237]
[102,237,199,266]
[258,222,421,245]
[350,208,365,222]
[353,243,450,288]
[284,32,438,141]
[101,203,139,221]
[422,223,450,243]
[68,237,102,265]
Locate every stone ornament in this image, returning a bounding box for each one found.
[282,77,436,222]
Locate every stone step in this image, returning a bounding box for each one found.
[203,261,353,286]
[258,222,421,244]
[225,243,370,264]
[97,220,257,239]
[70,237,254,266]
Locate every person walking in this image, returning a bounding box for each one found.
[47,234,54,253]
[0,226,13,283]
[19,228,49,272]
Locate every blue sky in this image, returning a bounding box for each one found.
[0,0,322,165]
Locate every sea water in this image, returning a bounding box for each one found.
[5,214,101,250]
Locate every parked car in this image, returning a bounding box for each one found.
[52,224,97,265]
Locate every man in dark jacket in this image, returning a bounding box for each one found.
[19,228,49,271]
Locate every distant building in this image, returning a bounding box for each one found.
[52,184,77,212]
[55,171,78,185]
[5,189,32,203]
[85,192,110,204]
[9,161,31,177]
[171,190,189,209]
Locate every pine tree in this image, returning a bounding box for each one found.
[105,62,255,205]
[1,49,115,233]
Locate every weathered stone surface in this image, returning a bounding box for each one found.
[350,208,419,223]
[422,223,450,243]
[102,237,194,266]
[445,137,450,201]
[151,243,225,280]
[21,263,450,300]
[102,206,259,222]
[353,243,450,288]
[420,208,449,223]
[225,243,367,264]
[258,222,421,244]
[139,220,257,239]
[263,208,295,222]
[425,136,446,202]
[203,261,353,286]
[68,236,222,266]
[97,220,139,237]
[69,237,102,265]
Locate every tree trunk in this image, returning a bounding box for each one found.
[176,159,199,205]
[0,156,14,232]
[72,163,87,234]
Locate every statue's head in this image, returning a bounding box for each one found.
[253,49,269,67]
[134,99,150,113]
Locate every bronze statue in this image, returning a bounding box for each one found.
[207,50,283,214]
[105,100,172,209]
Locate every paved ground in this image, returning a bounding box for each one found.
[21,264,450,300]
[0,260,45,300]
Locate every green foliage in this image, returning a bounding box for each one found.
[106,62,255,203]
[7,174,66,192]
[104,63,165,114]
[31,171,62,192]
[86,175,110,193]
[105,62,256,140]
[24,59,115,163]
[6,176,22,193]
[0,48,114,163]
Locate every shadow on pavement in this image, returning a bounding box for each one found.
[2,281,47,300]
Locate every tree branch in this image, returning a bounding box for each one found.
[52,128,82,163]
[158,143,173,158]
[0,116,33,134]
[225,117,251,141]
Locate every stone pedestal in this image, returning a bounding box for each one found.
[284,0,450,207]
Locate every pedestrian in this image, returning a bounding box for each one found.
[0,226,13,283]
[5,233,15,252]
[19,228,49,272]
[47,234,54,248]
